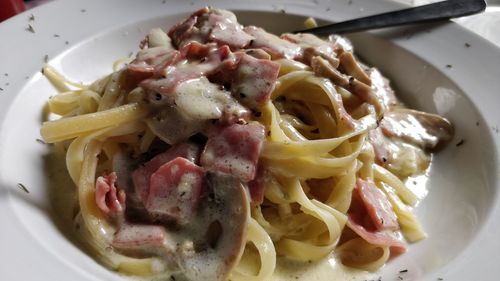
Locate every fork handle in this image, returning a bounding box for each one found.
[293,0,486,35]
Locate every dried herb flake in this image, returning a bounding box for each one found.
[26,24,35,33]
[17,183,30,194]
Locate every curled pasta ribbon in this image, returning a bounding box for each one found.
[78,140,161,275]
[232,218,276,281]
[336,238,390,272]
[274,177,346,261]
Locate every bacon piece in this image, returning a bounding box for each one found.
[146,157,205,224]
[132,143,201,204]
[346,218,407,255]
[247,165,266,206]
[168,7,253,50]
[201,122,265,182]
[127,47,180,76]
[368,128,390,165]
[168,7,209,47]
[206,10,254,50]
[140,43,237,98]
[244,26,301,59]
[355,179,398,230]
[231,54,280,109]
[95,172,126,219]
[112,224,167,252]
[347,179,405,254]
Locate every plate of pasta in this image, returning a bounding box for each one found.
[0,0,499,281]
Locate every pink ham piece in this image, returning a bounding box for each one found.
[95,172,126,219]
[346,218,407,255]
[354,179,398,230]
[168,7,208,47]
[368,128,390,165]
[140,43,237,98]
[243,26,301,59]
[132,142,201,204]
[247,165,266,206]
[201,122,265,182]
[128,47,180,77]
[168,7,253,50]
[146,157,205,225]
[347,179,405,254]
[231,54,280,109]
[206,9,254,50]
[112,224,167,252]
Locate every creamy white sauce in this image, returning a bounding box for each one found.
[272,257,376,281]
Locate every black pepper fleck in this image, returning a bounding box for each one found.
[279,9,286,14]
[4,73,8,77]
[446,64,452,68]
[17,183,30,194]
[399,269,408,273]
[80,9,86,13]
[65,41,69,45]
[382,157,387,163]
[44,54,49,63]
[26,24,35,33]
[239,93,247,98]
[465,42,470,48]
[28,14,35,21]
[53,34,60,38]
[455,139,465,147]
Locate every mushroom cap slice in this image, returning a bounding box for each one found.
[179,173,250,281]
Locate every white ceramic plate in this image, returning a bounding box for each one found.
[1,0,499,280]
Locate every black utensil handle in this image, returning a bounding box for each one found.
[294,0,486,35]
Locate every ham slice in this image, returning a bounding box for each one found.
[231,54,280,109]
[346,218,406,255]
[95,172,126,219]
[112,224,168,253]
[243,26,301,59]
[347,179,405,254]
[201,122,265,182]
[146,157,205,224]
[168,7,253,50]
[168,7,208,47]
[132,142,201,204]
[206,9,254,50]
[247,165,266,206]
[354,179,398,231]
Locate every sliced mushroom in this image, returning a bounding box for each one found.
[381,108,454,151]
[146,106,209,145]
[179,173,250,281]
